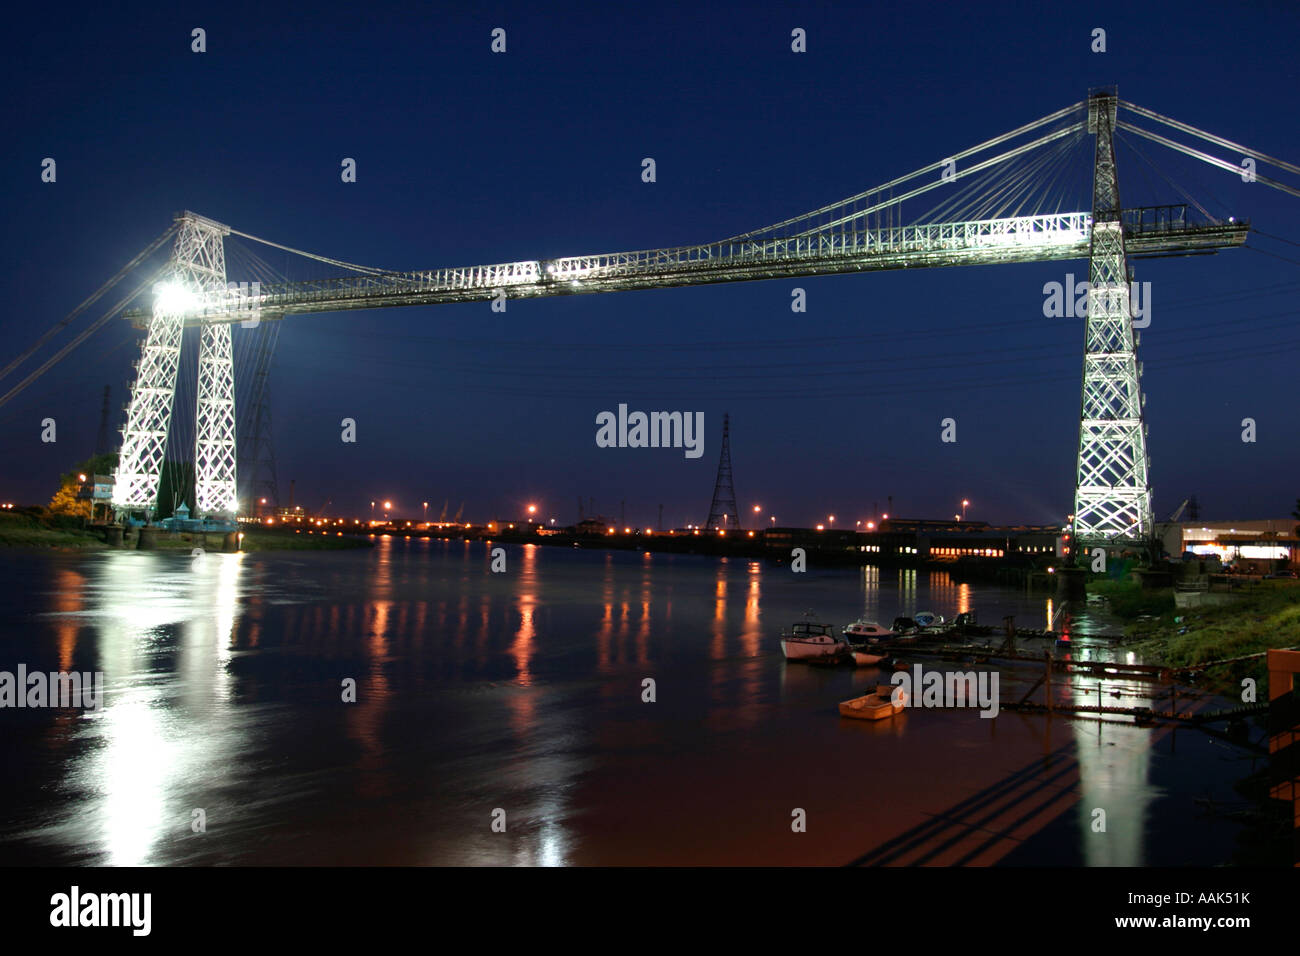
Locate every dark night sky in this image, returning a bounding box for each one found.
[2,0,1298,528]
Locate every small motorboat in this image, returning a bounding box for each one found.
[839,683,909,720]
[780,615,849,661]
[913,611,946,629]
[843,619,897,642]
[852,650,886,667]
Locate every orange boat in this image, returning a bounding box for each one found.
[838,684,908,720]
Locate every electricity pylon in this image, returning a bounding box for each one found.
[705,413,740,530]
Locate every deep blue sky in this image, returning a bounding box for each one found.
[3,0,1298,528]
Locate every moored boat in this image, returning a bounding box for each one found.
[843,619,897,642]
[852,650,887,666]
[780,615,849,661]
[838,683,909,720]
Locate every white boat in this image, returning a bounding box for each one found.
[780,618,848,661]
[843,619,897,642]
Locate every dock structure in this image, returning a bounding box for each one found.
[864,637,1281,731]
[1267,650,1300,866]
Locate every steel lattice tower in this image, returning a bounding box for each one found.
[1073,91,1153,547]
[705,413,740,530]
[113,212,237,519]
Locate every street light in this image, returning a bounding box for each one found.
[961,498,970,521]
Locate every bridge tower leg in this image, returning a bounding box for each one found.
[112,212,233,521]
[1073,91,1153,552]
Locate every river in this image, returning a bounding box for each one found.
[0,538,1251,865]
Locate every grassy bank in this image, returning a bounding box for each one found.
[0,511,107,549]
[1086,578,1175,618]
[1099,579,1300,689]
[0,512,373,553]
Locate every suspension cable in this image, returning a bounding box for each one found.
[0,224,177,384]
[716,101,1087,241]
[0,265,169,410]
[1120,100,1300,176]
[225,227,396,276]
[1115,121,1300,200]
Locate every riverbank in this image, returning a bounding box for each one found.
[0,512,371,552]
[1091,578,1300,688]
[240,530,372,552]
[0,512,107,549]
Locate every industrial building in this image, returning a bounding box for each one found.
[1158,518,1298,571]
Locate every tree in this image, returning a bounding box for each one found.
[47,479,90,518]
[47,453,118,518]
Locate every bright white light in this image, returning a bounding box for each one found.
[153,280,201,315]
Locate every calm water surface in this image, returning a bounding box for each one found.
[0,539,1249,865]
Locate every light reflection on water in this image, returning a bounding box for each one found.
[0,540,1244,866]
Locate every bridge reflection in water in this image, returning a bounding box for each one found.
[0,539,1243,866]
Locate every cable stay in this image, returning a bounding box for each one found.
[0,264,171,410]
[0,224,177,384]
[1116,101,1300,200]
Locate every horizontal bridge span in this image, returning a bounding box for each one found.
[125,207,1248,326]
